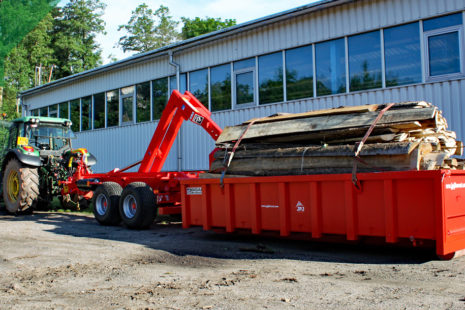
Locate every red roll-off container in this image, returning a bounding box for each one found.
[181,170,465,257]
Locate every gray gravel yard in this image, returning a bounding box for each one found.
[0,211,464,310]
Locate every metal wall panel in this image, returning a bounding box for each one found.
[177,0,465,72]
[23,56,174,109]
[23,0,465,103]
[76,120,179,173]
[180,79,465,171]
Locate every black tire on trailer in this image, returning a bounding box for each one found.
[2,158,39,214]
[119,182,157,230]
[92,182,122,225]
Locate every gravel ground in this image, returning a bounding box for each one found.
[0,210,464,310]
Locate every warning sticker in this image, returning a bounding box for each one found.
[186,187,203,195]
[296,201,305,212]
[192,114,204,125]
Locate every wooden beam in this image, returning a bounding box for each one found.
[217,107,437,144]
[214,141,422,159]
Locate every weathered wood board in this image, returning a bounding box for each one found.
[217,107,437,144]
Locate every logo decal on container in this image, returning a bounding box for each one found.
[261,205,279,209]
[445,183,465,191]
[186,187,203,195]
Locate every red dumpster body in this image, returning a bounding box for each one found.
[181,170,465,257]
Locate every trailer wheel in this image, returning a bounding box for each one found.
[92,182,122,225]
[119,182,156,229]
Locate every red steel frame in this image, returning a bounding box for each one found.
[181,169,465,257]
[76,90,222,214]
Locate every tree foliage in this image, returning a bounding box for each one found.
[51,0,106,78]
[118,4,179,53]
[3,13,56,118]
[181,17,236,40]
[2,0,106,118]
[0,0,59,86]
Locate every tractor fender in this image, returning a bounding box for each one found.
[87,153,97,166]
[6,149,42,168]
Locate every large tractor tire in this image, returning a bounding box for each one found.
[2,159,39,214]
[119,182,157,230]
[92,182,122,225]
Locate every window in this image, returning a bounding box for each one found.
[286,45,314,100]
[70,99,80,132]
[169,73,187,94]
[93,92,105,129]
[49,104,58,118]
[39,106,48,117]
[234,58,256,106]
[189,69,208,105]
[210,64,231,111]
[316,38,346,96]
[152,78,168,120]
[423,13,463,32]
[59,102,69,119]
[258,52,283,104]
[349,31,382,91]
[106,90,119,127]
[136,82,150,123]
[81,96,92,131]
[30,109,39,116]
[120,86,134,124]
[424,13,463,78]
[384,22,422,86]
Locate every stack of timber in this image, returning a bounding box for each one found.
[210,101,464,176]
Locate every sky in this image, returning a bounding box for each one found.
[60,0,318,64]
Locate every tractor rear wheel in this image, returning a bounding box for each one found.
[92,182,122,225]
[119,182,157,230]
[2,158,39,214]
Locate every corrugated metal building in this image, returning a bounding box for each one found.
[20,0,465,173]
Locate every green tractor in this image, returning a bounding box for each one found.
[0,116,96,214]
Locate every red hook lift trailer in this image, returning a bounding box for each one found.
[75,91,465,259]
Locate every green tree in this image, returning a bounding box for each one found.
[118,4,180,53]
[0,0,58,85]
[51,0,106,78]
[181,17,236,40]
[3,13,56,118]
[0,0,58,115]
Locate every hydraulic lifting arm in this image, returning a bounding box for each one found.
[138,90,223,173]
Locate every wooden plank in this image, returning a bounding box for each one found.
[211,151,422,176]
[217,107,437,144]
[421,152,449,170]
[328,132,408,144]
[254,122,423,144]
[243,101,432,125]
[455,141,463,156]
[244,104,380,124]
[214,141,422,159]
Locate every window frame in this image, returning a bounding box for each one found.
[119,86,135,126]
[424,24,465,81]
[257,51,284,105]
[233,67,257,108]
[188,68,209,106]
[135,81,151,124]
[209,62,232,112]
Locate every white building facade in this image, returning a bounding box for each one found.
[20,0,465,173]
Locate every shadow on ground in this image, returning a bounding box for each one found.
[0,209,438,264]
